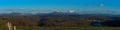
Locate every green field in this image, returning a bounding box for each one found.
[0,26,120,30]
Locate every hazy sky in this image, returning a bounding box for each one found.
[0,0,120,14]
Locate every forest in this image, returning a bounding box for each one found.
[0,13,119,27]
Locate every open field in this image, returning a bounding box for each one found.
[0,26,120,30]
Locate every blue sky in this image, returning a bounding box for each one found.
[0,0,120,14]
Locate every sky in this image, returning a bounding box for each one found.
[0,0,120,14]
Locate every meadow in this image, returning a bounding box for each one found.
[0,26,120,30]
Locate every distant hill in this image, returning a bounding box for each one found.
[0,12,120,27]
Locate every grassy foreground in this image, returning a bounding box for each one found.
[0,26,120,30]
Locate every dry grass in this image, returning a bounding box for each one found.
[1,26,120,30]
